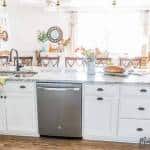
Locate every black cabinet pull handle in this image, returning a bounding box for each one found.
[138,107,145,111]
[97,88,104,91]
[140,89,147,93]
[0,96,3,99]
[20,85,26,89]
[97,97,103,101]
[136,128,144,132]
[4,96,7,99]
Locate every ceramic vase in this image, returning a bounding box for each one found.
[86,58,95,75]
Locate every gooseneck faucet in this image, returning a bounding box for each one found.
[9,48,21,71]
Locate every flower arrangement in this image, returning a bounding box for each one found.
[37,30,48,43]
[75,47,95,60]
[82,49,95,59]
[75,47,96,75]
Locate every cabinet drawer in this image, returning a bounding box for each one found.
[4,81,35,92]
[84,96,117,102]
[84,84,119,97]
[118,119,150,138]
[120,100,150,119]
[120,85,150,99]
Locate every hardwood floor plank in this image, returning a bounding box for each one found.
[0,135,149,150]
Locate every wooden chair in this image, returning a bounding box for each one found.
[131,57,142,68]
[39,56,60,67]
[140,57,149,67]
[14,56,33,66]
[0,56,9,66]
[96,57,112,66]
[65,57,84,68]
[120,57,142,68]
[119,58,131,68]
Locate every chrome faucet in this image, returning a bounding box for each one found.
[9,48,22,71]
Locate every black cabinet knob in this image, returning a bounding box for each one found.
[140,89,147,93]
[20,85,26,89]
[97,97,103,101]
[97,88,104,92]
[136,128,144,132]
[138,107,145,111]
[4,96,7,99]
[0,96,3,99]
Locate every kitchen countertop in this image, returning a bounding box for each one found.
[5,68,150,84]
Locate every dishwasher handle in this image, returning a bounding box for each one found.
[37,87,80,91]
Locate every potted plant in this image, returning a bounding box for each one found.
[82,49,96,75]
[37,30,48,52]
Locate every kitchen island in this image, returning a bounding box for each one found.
[5,68,150,84]
[0,68,150,143]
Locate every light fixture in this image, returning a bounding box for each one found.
[56,0,60,6]
[46,0,61,7]
[112,0,117,7]
[0,0,7,7]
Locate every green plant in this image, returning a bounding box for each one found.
[37,30,48,43]
[82,49,95,59]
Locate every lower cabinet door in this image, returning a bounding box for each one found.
[0,101,6,132]
[5,95,37,135]
[84,96,118,137]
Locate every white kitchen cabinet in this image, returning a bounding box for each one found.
[0,81,38,137]
[0,100,6,132]
[83,84,119,139]
[6,95,37,135]
[120,84,150,99]
[118,84,150,143]
[118,119,150,139]
[84,96,118,137]
[120,99,150,119]
[84,84,119,98]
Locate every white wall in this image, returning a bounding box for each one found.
[7,3,71,55]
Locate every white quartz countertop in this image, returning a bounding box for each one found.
[2,66,150,84]
[35,71,150,84]
[6,68,150,84]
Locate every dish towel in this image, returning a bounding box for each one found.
[0,76,8,87]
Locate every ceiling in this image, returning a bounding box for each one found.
[7,0,150,10]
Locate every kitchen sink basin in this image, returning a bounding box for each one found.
[0,71,38,78]
[14,72,38,77]
[0,72,14,77]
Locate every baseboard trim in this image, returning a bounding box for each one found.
[0,131,39,137]
[83,134,140,144]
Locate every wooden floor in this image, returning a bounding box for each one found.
[0,135,149,150]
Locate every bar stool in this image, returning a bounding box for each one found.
[39,56,60,67]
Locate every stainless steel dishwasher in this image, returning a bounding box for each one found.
[37,82,82,138]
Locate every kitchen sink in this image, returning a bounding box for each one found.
[0,71,38,78]
[14,72,38,77]
[0,72,14,77]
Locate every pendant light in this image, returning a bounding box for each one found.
[2,0,6,7]
[0,0,7,7]
[47,0,61,7]
[56,0,60,6]
[112,0,117,7]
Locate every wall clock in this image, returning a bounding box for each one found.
[47,26,63,43]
